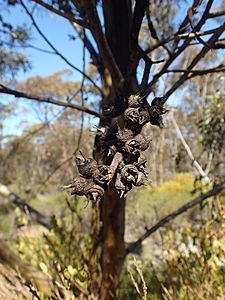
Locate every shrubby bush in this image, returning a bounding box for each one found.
[13,197,93,299]
[10,176,225,299]
[120,195,225,299]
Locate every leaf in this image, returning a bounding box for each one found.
[39,262,48,274]
[67,265,77,276]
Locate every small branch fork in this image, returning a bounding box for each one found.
[23,0,225,104]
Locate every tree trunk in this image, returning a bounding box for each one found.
[90,1,132,299]
[158,128,165,185]
[100,185,125,299]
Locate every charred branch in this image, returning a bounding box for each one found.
[22,1,101,93]
[31,0,88,27]
[0,84,102,118]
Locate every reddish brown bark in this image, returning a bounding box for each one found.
[100,185,126,299]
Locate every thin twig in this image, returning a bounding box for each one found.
[20,0,102,94]
[31,0,88,27]
[42,156,73,185]
[209,10,225,18]
[145,1,215,95]
[164,65,225,74]
[163,22,225,101]
[145,28,219,54]
[71,21,104,74]
[0,84,103,118]
[127,181,225,254]
[1,39,56,55]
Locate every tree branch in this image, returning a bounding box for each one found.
[170,111,211,184]
[145,0,215,95]
[21,0,102,94]
[127,0,150,86]
[82,0,124,89]
[127,181,225,254]
[146,5,171,56]
[163,22,225,101]
[172,0,203,50]
[71,21,104,74]
[31,0,88,27]
[209,10,225,18]
[165,64,225,74]
[145,27,222,54]
[0,84,103,118]
[131,0,149,43]
[138,46,152,90]
[188,66,225,77]
[0,183,53,230]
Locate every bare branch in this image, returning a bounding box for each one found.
[187,4,211,48]
[127,181,225,254]
[71,21,104,74]
[145,27,223,54]
[82,0,124,88]
[0,84,103,118]
[163,22,225,101]
[42,156,73,184]
[172,0,203,49]
[73,29,86,156]
[146,5,171,56]
[138,46,152,90]
[2,39,56,55]
[131,0,149,43]
[0,183,53,229]
[145,1,214,54]
[145,0,215,95]
[170,111,211,184]
[21,0,102,94]
[127,0,150,84]
[209,10,225,18]
[31,0,88,27]
[165,64,225,74]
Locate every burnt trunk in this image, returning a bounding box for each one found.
[66,1,151,299]
[158,128,165,185]
[100,185,126,299]
[96,2,132,298]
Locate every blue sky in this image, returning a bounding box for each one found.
[10,1,85,81]
[1,0,87,137]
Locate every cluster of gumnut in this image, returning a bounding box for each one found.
[64,93,167,201]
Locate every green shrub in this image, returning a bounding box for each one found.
[120,196,225,299]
